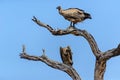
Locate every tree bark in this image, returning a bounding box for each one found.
[94,57,106,80]
[20,16,120,80]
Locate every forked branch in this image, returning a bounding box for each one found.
[32,16,120,80]
[20,46,81,80]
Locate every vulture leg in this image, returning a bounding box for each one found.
[70,22,75,27]
[70,22,72,27]
[73,23,75,27]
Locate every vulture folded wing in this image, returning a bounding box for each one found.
[60,47,64,63]
[64,8,85,19]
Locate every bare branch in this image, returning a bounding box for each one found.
[103,44,120,60]
[22,45,26,53]
[20,46,81,80]
[32,16,54,33]
[32,16,101,57]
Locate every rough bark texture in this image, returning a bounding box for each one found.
[20,16,120,80]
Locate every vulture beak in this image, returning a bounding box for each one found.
[89,15,92,19]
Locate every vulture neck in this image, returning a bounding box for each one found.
[58,8,63,15]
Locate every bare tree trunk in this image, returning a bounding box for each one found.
[20,16,120,80]
[94,58,106,80]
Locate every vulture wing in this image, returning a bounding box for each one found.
[60,47,65,63]
[60,46,73,66]
[67,46,72,61]
[62,8,85,20]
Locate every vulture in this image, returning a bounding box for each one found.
[60,46,73,66]
[56,6,92,27]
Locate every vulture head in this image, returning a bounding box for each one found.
[56,6,61,11]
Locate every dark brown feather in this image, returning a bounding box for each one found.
[60,46,73,66]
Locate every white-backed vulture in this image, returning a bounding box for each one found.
[60,46,73,66]
[56,6,92,27]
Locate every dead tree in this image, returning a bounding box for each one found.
[20,16,120,80]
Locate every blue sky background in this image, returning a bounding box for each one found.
[0,0,120,80]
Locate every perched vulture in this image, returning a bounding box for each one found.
[56,6,92,27]
[60,46,73,66]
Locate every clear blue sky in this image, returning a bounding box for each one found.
[0,0,120,80]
